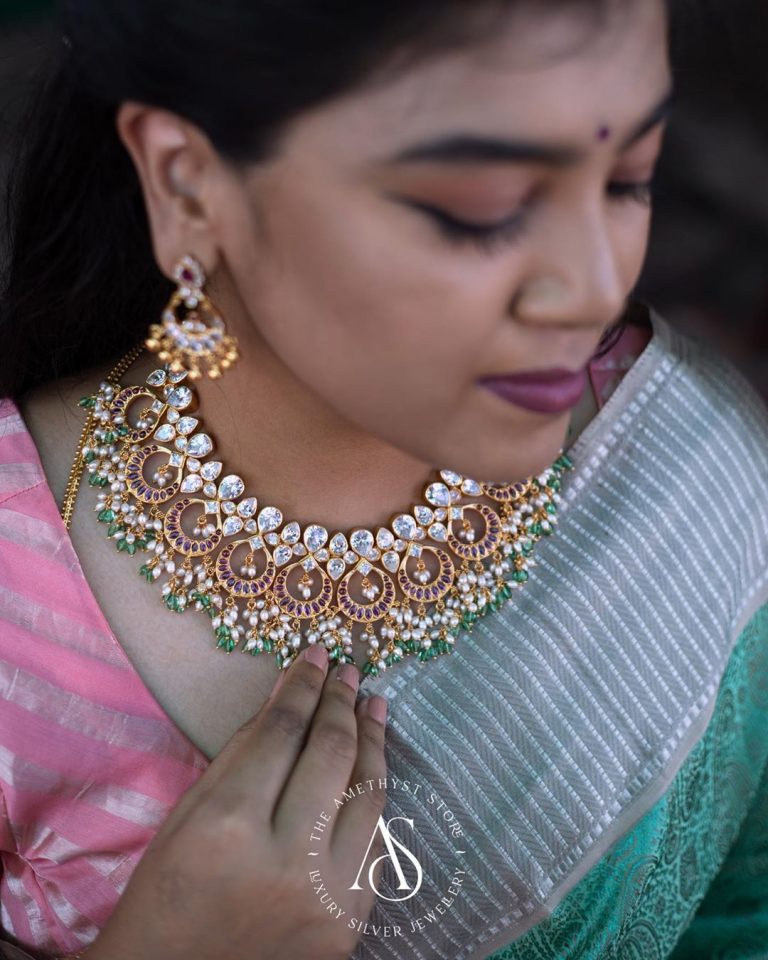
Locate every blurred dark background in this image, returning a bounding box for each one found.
[2,1,767,402]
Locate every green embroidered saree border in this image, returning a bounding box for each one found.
[483,598,768,960]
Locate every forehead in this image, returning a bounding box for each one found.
[277,1,670,163]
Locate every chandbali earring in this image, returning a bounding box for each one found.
[144,254,240,380]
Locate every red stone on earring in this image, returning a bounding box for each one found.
[174,255,205,289]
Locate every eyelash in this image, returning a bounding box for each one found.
[419,178,654,255]
[427,206,527,254]
[607,180,654,205]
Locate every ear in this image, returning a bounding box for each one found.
[115,102,220,279]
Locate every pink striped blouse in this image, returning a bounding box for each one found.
[0,404,210,957]
[0,318,653,958]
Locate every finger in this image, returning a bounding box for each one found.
[330,695,388,863]
[211,644,332,813]
[155,653,310,833]
[266,665,289,701]
[271,660,363,836]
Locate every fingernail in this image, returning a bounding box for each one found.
[302,643,329,671]
[336,662,360,692]
[366,696,388,725]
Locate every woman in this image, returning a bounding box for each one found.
[1,1,766,958]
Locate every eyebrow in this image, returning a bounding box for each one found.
[385,88,674,168]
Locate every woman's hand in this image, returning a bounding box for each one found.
[82,645,389,960]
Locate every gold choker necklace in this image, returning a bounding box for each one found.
[62,342,573,686]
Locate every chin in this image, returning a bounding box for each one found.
[436,415,570,484]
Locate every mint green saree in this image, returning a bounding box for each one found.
[486,600,768,960]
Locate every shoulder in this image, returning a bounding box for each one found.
[0,392,123,699]
[0,395,72,601]
[650,311,768,632]
[653,310,768,476]
[0,395,46,505]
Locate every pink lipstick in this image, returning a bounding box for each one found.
[477,366,588,414]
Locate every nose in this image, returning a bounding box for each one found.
[512,202,628,331]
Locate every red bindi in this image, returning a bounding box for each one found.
[597,125,612,142]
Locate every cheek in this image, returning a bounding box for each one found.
[238,191,505,433]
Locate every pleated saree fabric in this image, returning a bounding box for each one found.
[1,307,766,960]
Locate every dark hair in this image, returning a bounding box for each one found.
[0,0,651,400]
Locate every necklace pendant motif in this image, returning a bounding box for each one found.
[216,539,276,598]
[165,497,223,556]
[337,564,396,623]
[275,559,335,618]
[79,358,574,684]
[396,543,454,604]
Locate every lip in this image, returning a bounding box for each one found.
[477,366,588,414]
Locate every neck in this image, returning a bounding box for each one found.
[73,296,587,532]
[126,324,436,532]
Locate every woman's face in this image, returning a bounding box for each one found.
[210,0,671,482]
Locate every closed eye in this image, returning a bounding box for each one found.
[607,179,654,204]
[397,197,529,254]
[393,175,655,256]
